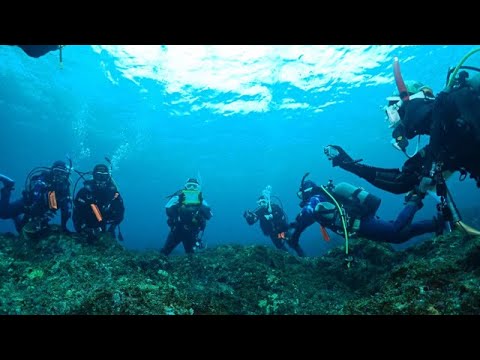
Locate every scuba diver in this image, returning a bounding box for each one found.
[0,160,73,237]
[325,50,480,192]
[385,52,480,189]
[161,178,213,256]
[324,50,480,236]
[72,163,125,243]
[288,173,443,255]
[323,79,437,195]
[243,185,305,256]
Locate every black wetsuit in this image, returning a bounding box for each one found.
[245,204,290,250]
[333,88,480,193]
[161,192,213,255]
[73,180,125,239]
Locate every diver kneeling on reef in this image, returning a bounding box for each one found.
[0,160,72,238]
[72,163,125,243]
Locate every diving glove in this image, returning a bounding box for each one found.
[324,145,355,167]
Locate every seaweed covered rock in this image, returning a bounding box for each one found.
[0,227,479,314]
[345,231,480,314]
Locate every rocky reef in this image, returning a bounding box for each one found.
[0,226,479,315]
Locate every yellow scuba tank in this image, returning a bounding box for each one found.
[330,182,381,217]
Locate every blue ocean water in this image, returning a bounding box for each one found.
[1,45,479,256]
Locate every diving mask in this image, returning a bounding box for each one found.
[52,167,69,183]
[384,90,434,128]
[94,171,110,187]
[185,182,200,191]
[297,186,313,200]
[257,198,268,207]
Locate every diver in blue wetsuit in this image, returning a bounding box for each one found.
[287,173,443,251]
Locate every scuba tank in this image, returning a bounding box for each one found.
[329,181,381,218]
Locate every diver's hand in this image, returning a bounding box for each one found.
[324,145,354,167]
[243,210,256,222]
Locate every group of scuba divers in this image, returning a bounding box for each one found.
[0,159,212,255]
[0,157,216,255]
[0,160,125,243]
[3,46,480,260]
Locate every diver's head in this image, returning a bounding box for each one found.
[297,179,317,202]
[387,80,433,101]
[184,178,200,191]
[256,195,269,208]
[384,80,434,128]
[51,160,69,184]
[93,164,111,189]
[385,80,435,153]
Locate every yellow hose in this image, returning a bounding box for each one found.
[320,185,351,268]
[447,47,480,89]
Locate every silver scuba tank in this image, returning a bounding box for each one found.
[330,182,381,217]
